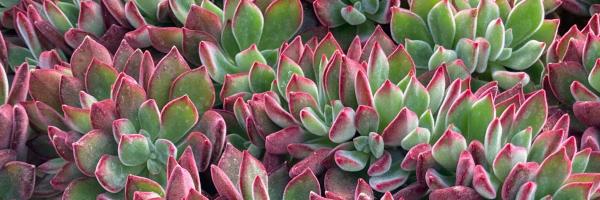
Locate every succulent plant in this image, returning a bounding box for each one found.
[22,37,226,198]
[390,0,558,90]
[312,0,396,38]
[219,22,553,197]
[418,96,600,199]
[186,0,304,83]
[0,63,35,200]
[544,14,600,133]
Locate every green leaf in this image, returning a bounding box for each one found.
[138,100,161,140]
[158,96,198,143]
[475,0,499,37]
[118,134,151,166]
[403,76,430,116]
[283,169,320,200]
[259,0,304,49]
[467,95,495,142]
[432,129,467,171]
[390,8,433,45]
[405,39,433,69]
[85,60,118,100]
[148,48,190,107]
[249,63,276,93]
[485,19,505,61]
[500,40,545,70]
[505,0,543,46]
[510,90,547,137]
[61,178,104,200]
[427,1,455,48]
[170,67,215,116]
[453,8,476,46]
[334,150,369,171]
[43,0,74,34]
[534,148,571,199]
[341,6,367,25]
[232,0,264,50]
[410,0,440,21]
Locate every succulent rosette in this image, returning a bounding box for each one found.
[312,0,396,39]
[186,0,304,84]
[390,0,559,90]
[543,14,600,133]
[22,37,227,199]
[0,63,35,200]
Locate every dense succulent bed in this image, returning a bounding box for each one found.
[3,0,600,199]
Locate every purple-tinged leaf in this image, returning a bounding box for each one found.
[90,99,117,133]
[265,126,306,155]
[329,107,356,143]
[429,186,482,200]
[148,47,190,107]
[511,90,547,137]
[283,169,321,200]
[62,105,91,133]
[211,165,243,200]
[455,151,475,186]
[570,81,599,101]
[381,108,414,146]
[493,144,527,180]
[367,151,391,176]
[118,134,151,166]
[15,12,41,58]
[312,0,346,28]
[85,59,118,100]
[240,151,268,200]
[370,165,409,192]
[71,37,112,81]
[72,129,117,176]
[472,165,498,199]
[501,162,539,200]
[354,178,374,200]
[432,128,467,171]
[335,150,368,172]
[78,1,105,37]
[29,69,63,111]
[125,175,165,200]
[95,155,145,193]
[166,165,196,200]
[289,148,331,177]
[534,147,572,198]
[148,27,183,53]
[574,101,600,127]
[322,168,360,200]
[6,63,30,105]
[529,129,564,163]
[401,143,431,171]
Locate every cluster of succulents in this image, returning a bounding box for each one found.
[3,0,600,199]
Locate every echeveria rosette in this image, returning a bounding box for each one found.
[545,14,600,134]
[390,0,558,90]
[194,0,304,84]
[312,0,396,40]
[27,37,225,199]
[0,63,36,200]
